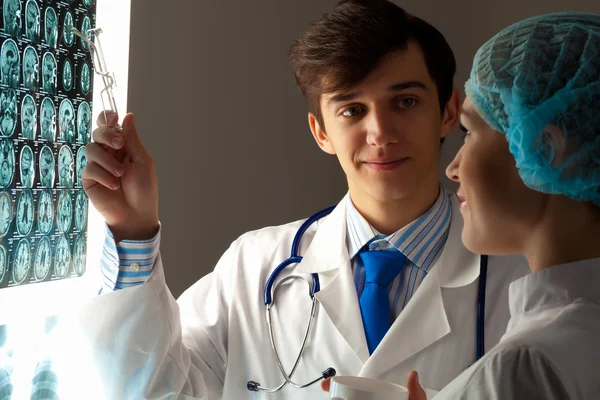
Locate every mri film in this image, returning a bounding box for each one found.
[0,0,95,289]
[0,191,13,237]
[56,190,71,233]
[44,7,57,48]
[53,234,70,278]
[76,145,86,185]
[0,39,18,87]
[3,0,21,37]
[77,101,90,143]
[63,58,72,91]
[0,88,17,137]
[40,97,56,141]
[74,189,86,231]
[37,189,53,235]
[16,188,33,236]
[19,144,34,188]
[63,10,74,47]
[0,244,6,283]
[39,145,54,188]
[58,145,73,187]
[80,62,90,95]
[33,235,52,281]
[21,94,36,139]
[0,139,15,187]
[59,99,74,143]
[79,15,90,50]
[72,233,84,276]
[42,52,56,94]
[25,0,39,42]
[12,238,31,284]
[23,45,38,92]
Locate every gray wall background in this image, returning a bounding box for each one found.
[127,0,599,298]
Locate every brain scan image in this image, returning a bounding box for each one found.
[58,145,74,188]
[76,146,86,186]
[74,190,87,231]
[0,39,19,88]
[63,11,75,47]
[37,189,54,234]
[0,139,15,188]
[0,191,13,237]
[23,46,39,92]
[81,62,90,95]
[0,88,17,137]
[63,58,73,92]
[72,234,85,276]
[77,102,91,144]
[19,145,35,188]
[12,238,31,284]
[79,15,91,51]
[40,98,56,141]
[34,236,52,281]
[56,190,72,233]
[3,0,21,38]
[42,52,57,94]
[16,189,34,236]
[21,94,37,140]
[39,145,55,188]
[59,99,75,143]
[44,7,58,48]
[53,235,71,278]
[0,245,6,283]
[25,0,40,43]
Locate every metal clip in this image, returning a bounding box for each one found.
[69,25,123,133]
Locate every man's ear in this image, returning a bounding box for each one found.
[440,88,461,139]
[308,113,336,155]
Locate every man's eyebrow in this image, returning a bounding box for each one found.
[327,91,361,105]
[327,80,429,106]
[388,80,428,92]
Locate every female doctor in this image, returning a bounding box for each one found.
[74,1,529,399]
[407,11,600,400]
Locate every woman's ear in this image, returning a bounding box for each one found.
[542,124,567,167]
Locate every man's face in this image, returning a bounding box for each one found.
[311,43,458,205]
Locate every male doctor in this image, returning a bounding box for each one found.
[79,0,528,398]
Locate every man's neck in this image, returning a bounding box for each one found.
[349,181,441,236]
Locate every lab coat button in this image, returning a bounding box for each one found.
[131,262,140,271]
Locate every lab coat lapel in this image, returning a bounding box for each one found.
[297,195,371,364]
[359,263,450,377]
[359,195,481,377]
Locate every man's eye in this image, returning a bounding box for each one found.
[398,98,417,108]
[341,106,362,117]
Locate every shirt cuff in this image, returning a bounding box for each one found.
[99,223,161,294]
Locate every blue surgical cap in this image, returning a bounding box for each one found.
[465,12,600,205]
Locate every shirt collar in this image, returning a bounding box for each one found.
[508,257,600,319]
[346,184,452,269]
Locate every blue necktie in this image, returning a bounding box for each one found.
[358,249,407,354]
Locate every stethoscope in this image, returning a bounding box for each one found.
[247,206,488,393]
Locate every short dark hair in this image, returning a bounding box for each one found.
[289,0,456,132]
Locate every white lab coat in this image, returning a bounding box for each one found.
[59,193,529,399]
[432,258,600,399]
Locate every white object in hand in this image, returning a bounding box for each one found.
[330,376,408,400]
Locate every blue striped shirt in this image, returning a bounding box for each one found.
[99,224,160,294]
[99,187,451,298]
[347,184,451,317]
